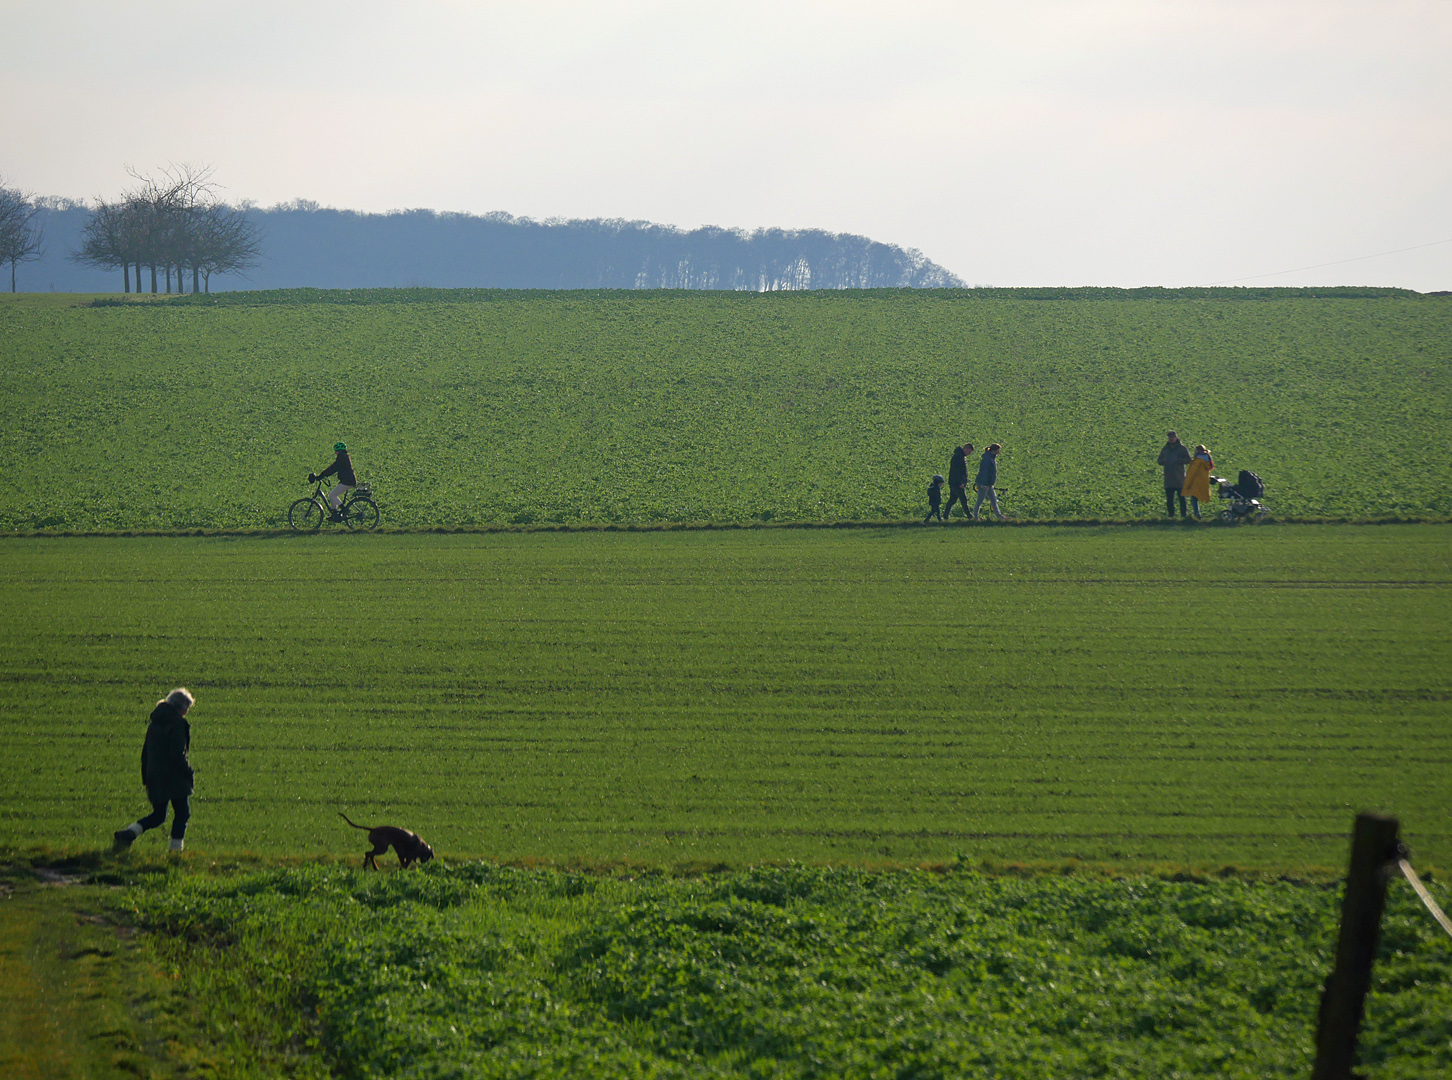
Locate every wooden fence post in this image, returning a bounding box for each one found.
[1310,812,1402,1080]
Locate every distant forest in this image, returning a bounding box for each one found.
[18,199,965,293]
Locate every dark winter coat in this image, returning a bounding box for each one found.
[1157,441,1192,488]
[947,448,969,489]
[318,450,357,487]
[927,483,942,508]
[976,451,998,487]
[141,702,193,798]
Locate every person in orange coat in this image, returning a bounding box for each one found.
[1182,444,1214,519]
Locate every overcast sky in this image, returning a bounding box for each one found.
[4,0,1450,288]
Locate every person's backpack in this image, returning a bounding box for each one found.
[1237,470,1265,499]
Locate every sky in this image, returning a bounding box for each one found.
[3,0,1450,289]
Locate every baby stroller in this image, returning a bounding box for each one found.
[1212,470,1267,523]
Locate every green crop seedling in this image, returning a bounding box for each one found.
[1,289,1449,531]
[2,526,1447,868]
[2,288,1449,1079]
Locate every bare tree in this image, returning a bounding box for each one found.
[73,164,260,294]
[191,202,261,291]
[135,165,209,294]
[74,198,129,290]
[74,172,172,294]
[0,181,45,293]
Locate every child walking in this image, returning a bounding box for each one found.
[924,475,945,522]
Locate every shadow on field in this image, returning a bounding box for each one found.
[2,515,1448,541]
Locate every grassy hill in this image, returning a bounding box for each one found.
[1,289,1448,531]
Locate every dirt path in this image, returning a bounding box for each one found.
[0,870,173,1079]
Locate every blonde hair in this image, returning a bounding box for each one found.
[162,687,194,711]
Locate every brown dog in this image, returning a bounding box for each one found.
[339,812,435,869]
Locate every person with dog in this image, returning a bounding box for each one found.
[944,444,974,520]
[973,443,1007,521]
[1157,431,1193,518]
[309,441,357,522]
[113,688,196,853]
[1183,444,1214,520]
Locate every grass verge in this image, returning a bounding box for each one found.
[3,855,1449,1079]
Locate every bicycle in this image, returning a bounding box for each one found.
[288,478,381,532]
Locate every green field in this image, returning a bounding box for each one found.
[120,862,1452,1079]
[2,525,1447,869]
[4,289,1451,1078]
[2,289,1450,531]
[4,858,1448,1080]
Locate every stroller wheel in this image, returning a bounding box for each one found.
[1220,509,1236,524]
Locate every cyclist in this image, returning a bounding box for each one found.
[309,442,357,522]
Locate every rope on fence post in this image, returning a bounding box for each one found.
[1310,811,1402,1080]
[1398,858,1452,940]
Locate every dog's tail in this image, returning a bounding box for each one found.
[338,812,374,832]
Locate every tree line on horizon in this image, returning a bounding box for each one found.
[3,167,965,293]
[237,203,963,292]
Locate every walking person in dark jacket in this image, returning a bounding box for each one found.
[309,441,357,522]
[923,475,946,522]
[944,444,974,520]
[112,689,195,853]
[973,443,1007,521]
[1157,431,1193,518]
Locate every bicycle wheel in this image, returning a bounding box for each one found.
[288,498,325,532]
[343,497,380,531]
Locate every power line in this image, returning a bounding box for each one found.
[1197,235,1452,286]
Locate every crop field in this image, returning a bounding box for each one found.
[3,289,1451,1078]
[1,289,1450,531]
[1,525,1448,869]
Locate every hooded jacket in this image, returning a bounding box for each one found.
[976,450,998,487]
[1182,456,1213,503]
[1158,441,1192,488]
[141,701,193,798]
[947,448,969,489]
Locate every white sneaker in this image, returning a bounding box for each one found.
[169,838,185,852]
